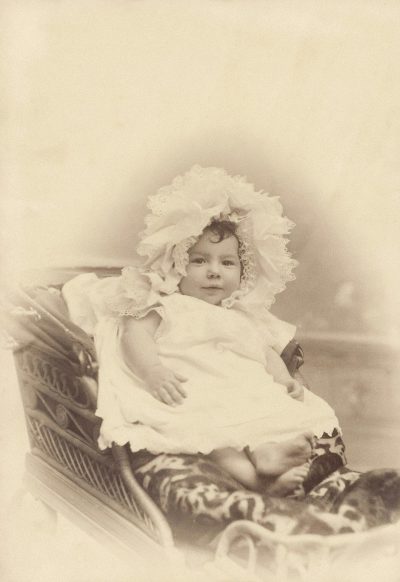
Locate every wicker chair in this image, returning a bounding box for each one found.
[3,273,177,567]
[4,270,306,569]
[5,272,400,580]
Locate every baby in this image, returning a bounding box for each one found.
[63,166,340,497]
[121,222,320,494]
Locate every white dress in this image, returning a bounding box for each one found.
[63,274,340,454]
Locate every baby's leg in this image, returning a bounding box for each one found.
[209,448,263,491]
[248,432,314,477]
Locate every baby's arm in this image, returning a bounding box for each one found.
[265,345,304,401]
[121,312,187,406]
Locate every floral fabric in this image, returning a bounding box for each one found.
[132,433,400,544]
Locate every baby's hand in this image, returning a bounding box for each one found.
[286,379,304,402]
[144,364,188,406]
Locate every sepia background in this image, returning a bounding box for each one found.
[1,0,400,580]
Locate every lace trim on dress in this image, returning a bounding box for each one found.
[106,267,167,319]
[98,418,342,455]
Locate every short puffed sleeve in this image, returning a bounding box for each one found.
[62,268,167,335]
[62,273,123,335]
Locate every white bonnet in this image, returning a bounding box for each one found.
[109,165,297,317]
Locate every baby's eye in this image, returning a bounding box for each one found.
[190,257,205,264]
[222,259,236,266]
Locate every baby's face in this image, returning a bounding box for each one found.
[179,230,241,305]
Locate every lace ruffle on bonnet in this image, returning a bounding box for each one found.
[108,165,297,317]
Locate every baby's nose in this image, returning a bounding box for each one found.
[207,263,221,277]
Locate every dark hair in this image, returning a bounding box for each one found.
[205,220,243,276]
[206,220,238,242]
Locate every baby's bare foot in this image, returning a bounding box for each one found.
[250,432,314,476]
[267,464,309,496]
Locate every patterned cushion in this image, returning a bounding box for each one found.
[132,432,400,544]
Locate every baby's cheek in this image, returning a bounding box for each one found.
[228,276,241,291]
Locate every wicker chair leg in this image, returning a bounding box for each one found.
[111,444,175,549]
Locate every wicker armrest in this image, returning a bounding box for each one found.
[7,281,175,548]
[15,346,102,450]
